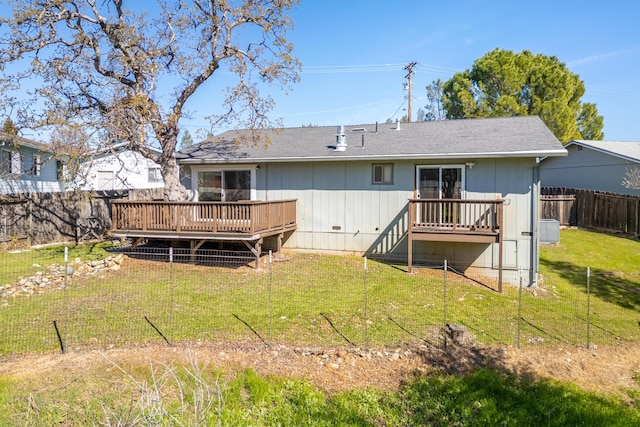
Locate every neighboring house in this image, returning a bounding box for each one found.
[77,143,164,191]
[174,116,566,287]
[0,131,65,194]
[540,140,640,196]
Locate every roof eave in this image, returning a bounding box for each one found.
[0,138,53,153]
[178,149,568,164]
[565,140,640,163]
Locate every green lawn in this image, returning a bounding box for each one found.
[540,228,640,280]
[1,229,639,425]
[1,230,639,354]
[538,229,640,345]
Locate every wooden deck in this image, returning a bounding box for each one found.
[110,198,505,286]
[111,199,297,264]
[408,199,504,291]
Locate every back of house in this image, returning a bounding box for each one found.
[177,116,566,286]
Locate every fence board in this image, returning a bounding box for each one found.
[541,187,640,236]
[0,188,164,247]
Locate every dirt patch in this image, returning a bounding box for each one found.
[1,341,638,397]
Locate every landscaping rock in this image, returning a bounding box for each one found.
[445,323,475,346]
[0,255,126,301]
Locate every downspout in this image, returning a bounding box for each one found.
[530,157,541,287]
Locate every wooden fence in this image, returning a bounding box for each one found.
[0,188,164,247]
[541,187,640,236]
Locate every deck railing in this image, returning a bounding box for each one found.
[111,199,297,236]
[408,198,505,291]
[409,198,503,234]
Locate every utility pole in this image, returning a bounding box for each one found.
[404,61,417,122]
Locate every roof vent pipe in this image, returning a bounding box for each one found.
[335,125,347,151]
[396,118,400,131]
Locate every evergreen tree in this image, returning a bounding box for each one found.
[442,49,604,142]
[2,118,18,135]
[180,130,194,150]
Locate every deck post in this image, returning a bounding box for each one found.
[132,237,145,249]
[242,238,263,269]
[497,202,504,293]
[498,237,503,292]
[275,232,285,260]
[190,239,206,262]
[408,201,414,274]
[255,239,262,268]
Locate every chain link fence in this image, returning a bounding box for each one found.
[1,245,638,356]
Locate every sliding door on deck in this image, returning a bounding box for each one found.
[416,166,464,225]
[417,166,462,199]
[197,170,251,202]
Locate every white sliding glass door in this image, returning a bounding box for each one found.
[196,169,252,202]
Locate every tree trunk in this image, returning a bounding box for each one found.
[162,158,188,201]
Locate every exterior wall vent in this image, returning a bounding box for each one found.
[335,125,347,151]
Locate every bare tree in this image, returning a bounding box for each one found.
[0,0,301,200]
[424,79,446,121]
[622,166,640,190]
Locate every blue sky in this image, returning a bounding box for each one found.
[181,0,640,141]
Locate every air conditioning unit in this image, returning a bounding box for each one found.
[539,219,560,244]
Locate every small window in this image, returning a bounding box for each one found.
[148,167,162,183]
[372,163,393,184]
[0,149,11,175]
[97,170,114,190]
[32,154,41,176]
[56,160,65,180]
[0,149,21,175]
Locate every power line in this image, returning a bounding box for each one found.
[388,98,408,121]
[302,63,406,74]
[278,97,401,117]
[301,62,462,75]
[416,63,461,74]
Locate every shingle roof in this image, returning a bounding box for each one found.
[567,140,640,163]
[0,131,52,152]
[177,116,566,164]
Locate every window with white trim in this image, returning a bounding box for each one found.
[10,151,21,174]
[148,167,162,183]
[372,163,393,184]
[0,149,21,175]
[97,170,114,190]
[32,154,41,176]
[0,149,11,175]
